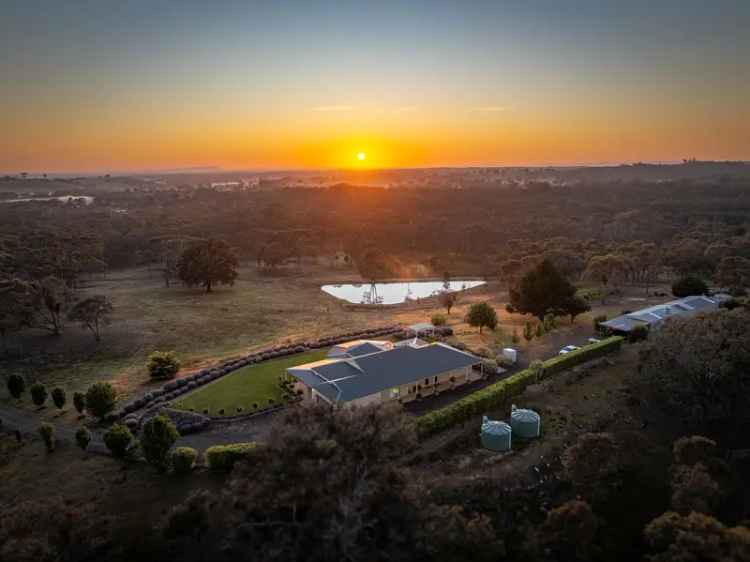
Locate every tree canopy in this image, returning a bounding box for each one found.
[466,302,497,333]
[68,295,113,341]
[671,274,708,298]
[177,239,238,293]
[509,259,583,320]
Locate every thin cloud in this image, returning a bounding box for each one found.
[313,105,356,112]
[396,106,418,112]
[471,106,509,112]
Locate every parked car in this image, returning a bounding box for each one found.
[558,345,581,355]
[587,337,601,344]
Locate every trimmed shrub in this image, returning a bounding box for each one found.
[51,387,66,409]
[75,427,91,451]
[431,314,447,327]
[30,382,48,407]
[481,359,498,375]
[38,423,55,452]
[85,382,117,420]
[205,442,260,471]
[7,374,25,399]
[148,350,181,380]
[73,391,86,414]
[171,447,198,474]
[140,414,180,471]
[417,337,623,436]
[104,423,133,458]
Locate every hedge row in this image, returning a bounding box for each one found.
[416,336,623,437]
[541,336,623,376]
[205,442,262,471]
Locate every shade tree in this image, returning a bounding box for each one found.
[177,239,239,293]
[68,295,113,342]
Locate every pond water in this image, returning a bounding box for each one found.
[0,195,95,204]
[321,280,486,305]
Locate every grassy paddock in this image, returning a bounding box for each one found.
[172,349,328,416]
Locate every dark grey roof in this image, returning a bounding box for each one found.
[288,343,480,403]
[343,342,387,357]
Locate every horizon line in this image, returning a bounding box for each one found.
[5,158,750,178]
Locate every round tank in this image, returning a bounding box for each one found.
[480,416,512,451]
[510,408,541,439]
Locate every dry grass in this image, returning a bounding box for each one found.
[2,262,671,405]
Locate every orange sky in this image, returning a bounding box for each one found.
[1,1,748,173]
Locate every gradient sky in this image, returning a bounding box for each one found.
[1,0,749,173]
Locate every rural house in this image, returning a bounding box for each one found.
[287,340,483,407]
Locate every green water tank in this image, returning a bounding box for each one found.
[480,415,512,451]
[510,407,541,439]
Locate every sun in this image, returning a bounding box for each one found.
[357,151,366,161]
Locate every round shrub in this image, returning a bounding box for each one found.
[140,414,179,472]
[51,387,66,409]
[38,423,55,452]
[85,382,117,420]
[268,398,275,405]
[203,408,209,415]
[73,391,86,414]
[672,274,708,298]
[171,447,198,474]
[252,402,258,409]
[431,314,447,326]
[75,427,91,451]
[7,374,25,400]
[147,350,181,380]
[218,409,225,416]
[104,423,133,458]
[481,359,498,375]
[30,382,48,407]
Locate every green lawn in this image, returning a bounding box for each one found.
[172,349,329,416]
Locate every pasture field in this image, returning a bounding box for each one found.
[1,261,671,408]
[172,349,329,416]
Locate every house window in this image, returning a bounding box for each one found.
[433,376,438,384]
[424,378,429,386]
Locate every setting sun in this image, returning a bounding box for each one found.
[357,152,366,162]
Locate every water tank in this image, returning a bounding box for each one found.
[510,407,541,439]
[502,348,518,364]
[480,415,512,451]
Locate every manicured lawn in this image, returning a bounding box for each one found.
[172,349,329,416]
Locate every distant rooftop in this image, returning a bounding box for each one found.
[601,294,729,333]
